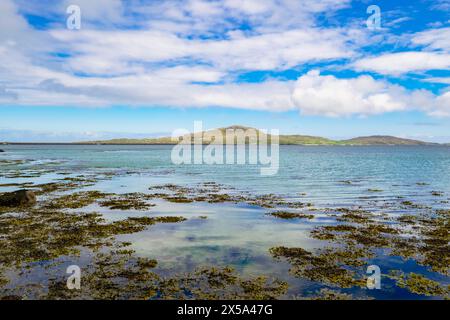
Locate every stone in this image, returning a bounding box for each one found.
[0,190,37,207]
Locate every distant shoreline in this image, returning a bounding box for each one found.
[2,142,449,146]
[1,125,448,146]
[1,142,177,146]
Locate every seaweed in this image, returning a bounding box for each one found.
[38,262,288,300]
[0,190,187,298]
[389,272,448,297]
[100,193,155,210]
[306,288,354,300]
[269,246,366,288]
[157,266,288,300]
[268,211,314,220]
[43,191,110,209]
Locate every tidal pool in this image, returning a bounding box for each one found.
[0,145,449,299]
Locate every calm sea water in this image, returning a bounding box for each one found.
[1,145,450,299]
[3,145,450,205]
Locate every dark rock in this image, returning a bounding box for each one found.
[0,295,22,300]
[0,149,4,152]
[0,190,36,207]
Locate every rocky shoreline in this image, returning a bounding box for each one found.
[0,168,448,299]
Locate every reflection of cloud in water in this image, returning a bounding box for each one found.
[121,200,322,282]
[185,235,230,242]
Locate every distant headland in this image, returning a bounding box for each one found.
[1,126,447,146]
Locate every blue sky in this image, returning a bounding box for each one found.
[0,0,449,142]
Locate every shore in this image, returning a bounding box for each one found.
[0,145,449,299]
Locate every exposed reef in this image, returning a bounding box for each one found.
[272,203,449,298]
[268,211,314,220]
[0,166,449,300]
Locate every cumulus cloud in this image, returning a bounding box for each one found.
[0,0,355,109]
[430,91,450,116]
[291,70,449,117]
[0,0,449,119]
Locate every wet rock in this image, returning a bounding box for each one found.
[0,149,4,152]
[0,295,22,300]
[0,190,36,207]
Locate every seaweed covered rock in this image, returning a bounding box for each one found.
[0,190,36,207]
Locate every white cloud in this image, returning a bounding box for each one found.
[25,73,296,111]
[0,0,449,119]
[430,0,450,11]
[353,27,450,75]
[424,77,450,84]
[291,70,448,117]
[66,0,124,23]
[384,17,412,28]
[353,51,450,75]
[430,91,450,116]
[0,0,355,109]
[292,70,408,116]
[0,128,168,143]
[412,27,450,51]
[1,0,360,110]
[49,27,353,76]
[136,0,351,35]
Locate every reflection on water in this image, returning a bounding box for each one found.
[1,145,449,299]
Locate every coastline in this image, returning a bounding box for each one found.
[1,142,446,146]
[1,144,449,299]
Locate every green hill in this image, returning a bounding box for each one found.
[278,135,337,145]
[338,135,433,145]
[80,126,438,146]
[82,126,334,145]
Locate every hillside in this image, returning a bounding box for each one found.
[79,126,437,145]
[339,135,433,145]
[279,135,337,145]
[82,126,334,145]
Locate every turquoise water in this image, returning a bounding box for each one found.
[1,145,449,299]
[3,144,450,198]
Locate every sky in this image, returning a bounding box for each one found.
[0,0,449,142]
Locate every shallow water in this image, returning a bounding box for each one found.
[1,145,449,299]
